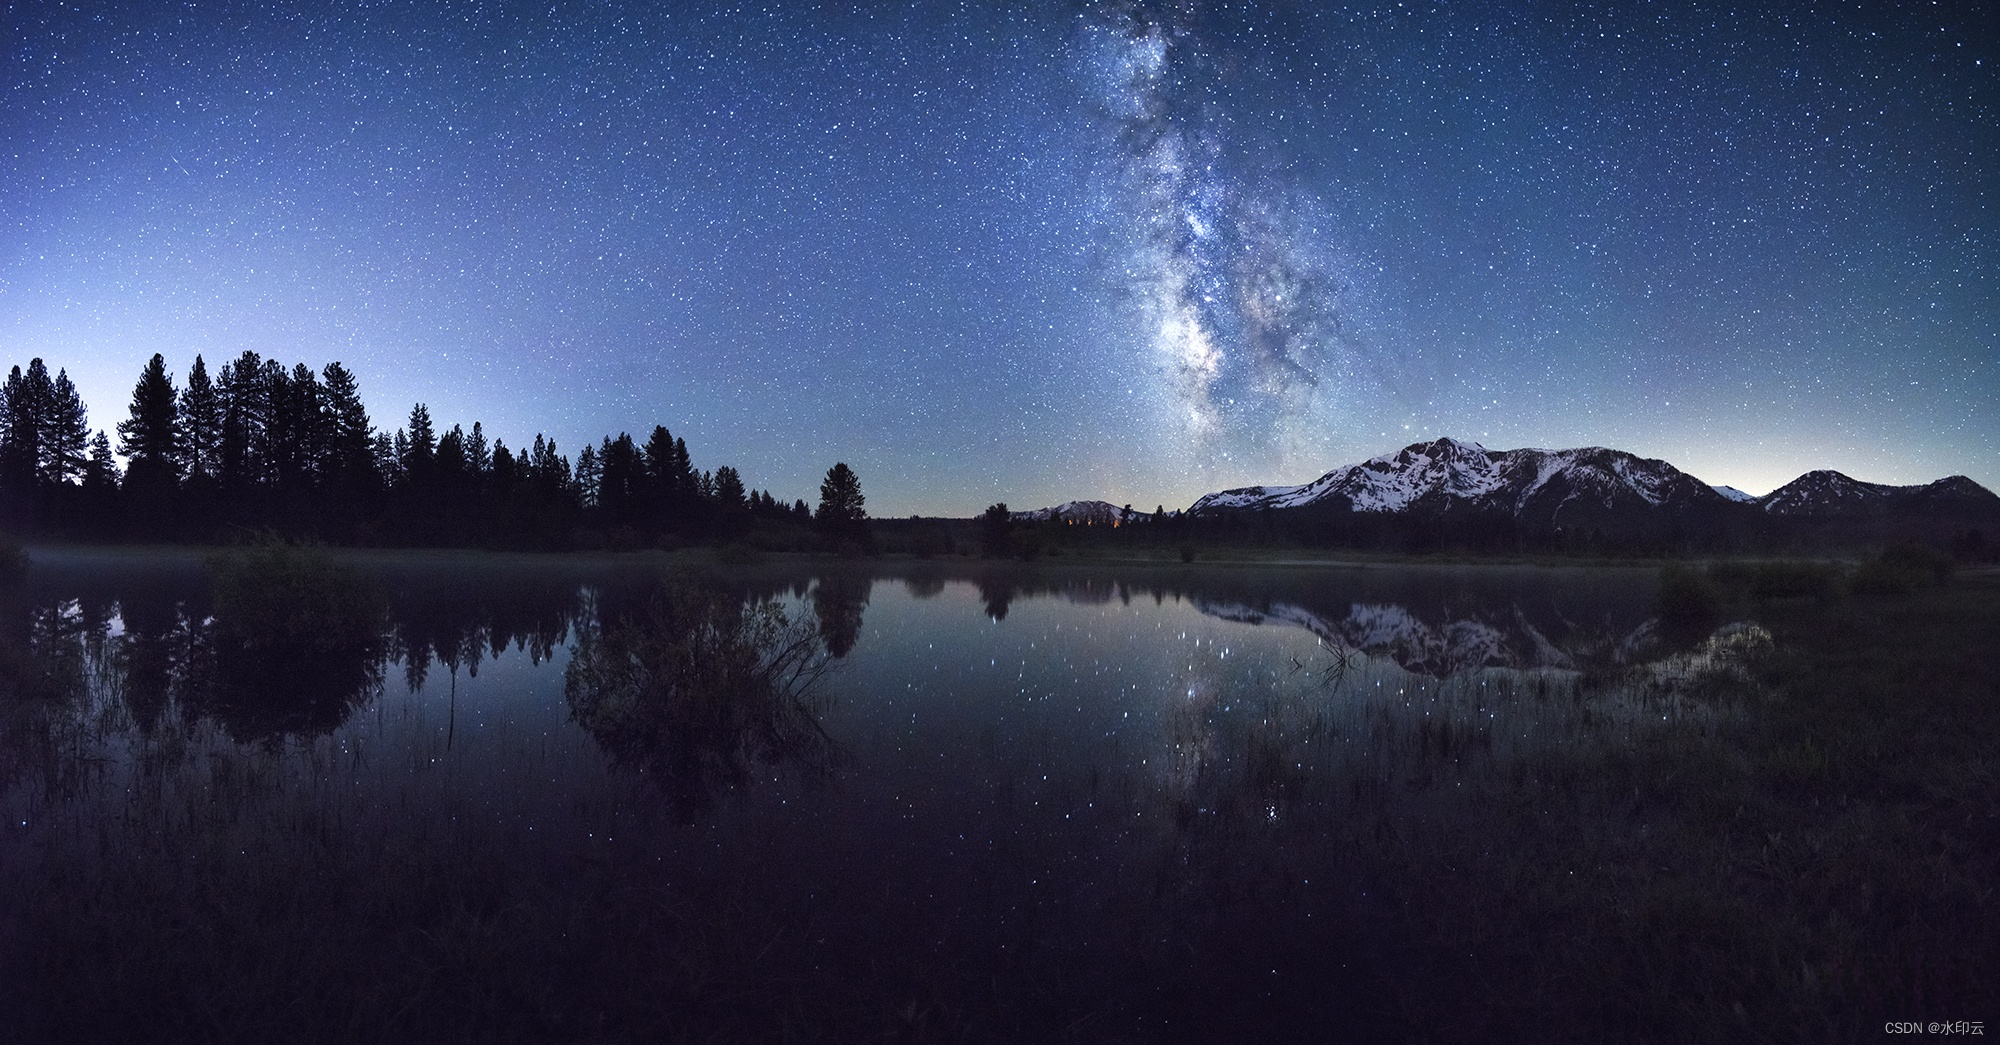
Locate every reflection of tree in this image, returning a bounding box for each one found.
[565,583,836,822]
[195,541,388,740]
[113,582,190,734]
[976,576,1017,622]
[902,575,945,600]
[809,573,869,658]
[0,598,95,802]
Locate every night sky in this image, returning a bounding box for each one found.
[3,1,1994,515]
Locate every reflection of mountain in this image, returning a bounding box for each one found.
[1193,596,1660,675]
[921,563,1669,674]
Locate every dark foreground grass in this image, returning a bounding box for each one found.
[1,568,1994,1043]
[1335,569,2000,1043]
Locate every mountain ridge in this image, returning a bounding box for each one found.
[1177,437,1997,550]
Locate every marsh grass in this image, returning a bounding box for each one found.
[1193,572,1998,1043]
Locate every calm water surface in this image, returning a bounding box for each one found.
[3,549,1739,1043]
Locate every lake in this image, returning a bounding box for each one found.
[2,547,1984,1043]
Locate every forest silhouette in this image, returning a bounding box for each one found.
[1,352,851,550]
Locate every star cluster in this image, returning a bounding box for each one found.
[2,1,1993,513]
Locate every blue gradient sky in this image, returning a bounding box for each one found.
[3,1,1993,514]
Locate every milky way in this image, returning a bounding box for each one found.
[1085,2,1370,462]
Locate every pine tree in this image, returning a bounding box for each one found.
[84,431,120,492]
[320,361,375,490]
[117,353,180,489]
[713,465,745,511]
[816,463,865,531]
[178,355,222,484]
[401,404,436,485]
[467,421,491,474]
[575,444,602,508]
[490,441,516,486]
[217,351,267,488]
[373,432,400,486]
[46,368,89,485]
[0,362,48,488]
[980,503,1012,557]
[266,362,325,490]
[437,424,468,478]
[642,425,676,521]
[599,433,640,523]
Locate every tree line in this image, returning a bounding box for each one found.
[0,352,867,549]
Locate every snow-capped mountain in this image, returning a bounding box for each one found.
[1011,500,1128,525]
[1753,470,1997,516]
[1185,437,1998,549]
[1749,470,2000,543]
[1190,437,1728,532]
[1755,470,1898,514]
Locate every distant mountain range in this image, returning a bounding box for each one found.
[1010,500,1129,525]
[1170,438,1997,552]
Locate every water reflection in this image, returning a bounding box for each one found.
[2,550,1818,1042]
[565,583,838,821]
[927,564,1678,675]
[807,572,869,657]
[0,556,1698,759]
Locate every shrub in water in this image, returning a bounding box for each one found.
[203,537,388,737]
[565,581,836,821]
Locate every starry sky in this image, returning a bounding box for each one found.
[3,0,1994,515]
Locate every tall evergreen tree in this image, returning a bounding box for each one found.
[45,368,89,485]
[575,444,602,509]
[390,430,410,486]
[713,465,745,511]
[466,421,491,475]
[373,432,400,486]
[490,440,515,485]
[217,351,267,489]
[816,462,866,530]
[0,362,48,488]
[178,355,222,484]
[117,353,180,489]
[320,361,375,491]
[401,404,436,484]
[599,433,641,523]
[83,432,120,492]
[437,425,468,476]
[264,362,325,492]
[641,425,676,522]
